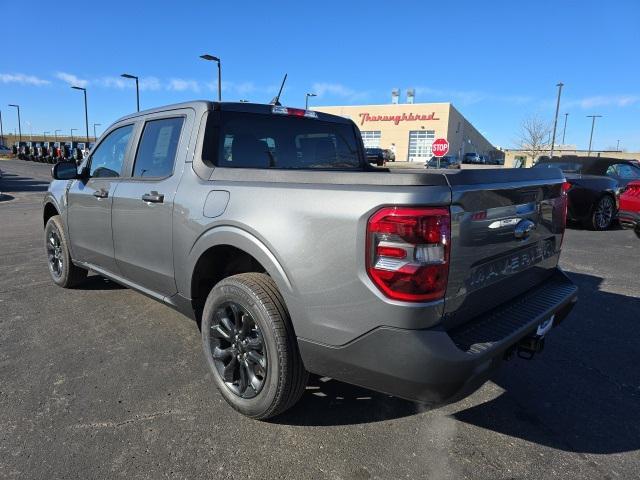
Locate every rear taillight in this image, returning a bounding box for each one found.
[366,207,450,302]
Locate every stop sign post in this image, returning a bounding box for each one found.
[431,138,449,168]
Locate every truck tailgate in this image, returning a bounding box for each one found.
[441,167,567,330]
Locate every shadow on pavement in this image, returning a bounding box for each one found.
[277,271,640,456]
[0,172,50,193]
[77,275,126,291]
[272,374,422,426]
[453,271,640,454]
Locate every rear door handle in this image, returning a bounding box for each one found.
[141,191,164,203]
[92,189,108,199]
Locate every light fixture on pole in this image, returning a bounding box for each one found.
[586,115,602,157]
[200,54,222,101]
[305,93,317,110]
[8,104,21,142]
[120,73,140,111]
[549,82,564,159]
[71,86,90,142]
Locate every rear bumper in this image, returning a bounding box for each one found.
[299,268,577,405]
[618,210,639,230]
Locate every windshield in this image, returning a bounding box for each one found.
[534,161,582,173]
[218,112,363,169]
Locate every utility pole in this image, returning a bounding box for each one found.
[586,115,602,157]
[616,139,620,151]
[549,82,564,158]
[561,113,569,145]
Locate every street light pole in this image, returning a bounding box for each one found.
[549,82,564,159]
[120,74,140,111]
[305,93,317,110]
[54,130,61,142]
[93,123,101,141]
[561,113,569,145]
[8,104,21,142]
[0,110,4,146]
[44,131,50,141]
[70,128,77,144]
[616,139,620,151]
[200,54,222,101]
[71,86,90,142]
[586,115,602,157]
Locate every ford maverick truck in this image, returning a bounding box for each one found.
[43,101,577,419]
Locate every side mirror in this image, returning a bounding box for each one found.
[51,161,79,180]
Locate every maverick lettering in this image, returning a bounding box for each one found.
[358,112,440,126]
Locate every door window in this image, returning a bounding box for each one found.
[89,125,134,178]
[133,117,184,178]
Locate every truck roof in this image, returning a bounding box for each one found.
[114,100,353,125]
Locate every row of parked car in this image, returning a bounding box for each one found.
[11,141,92,164]
[535,155,640,234]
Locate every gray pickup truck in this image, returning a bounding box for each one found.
[43,101,577,419]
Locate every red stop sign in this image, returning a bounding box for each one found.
[431,138,449,157]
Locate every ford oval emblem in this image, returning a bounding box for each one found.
[514,219,536,239]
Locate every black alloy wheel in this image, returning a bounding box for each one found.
[592,195,615,230]
[208,301,268,399]
[46,228,64,279]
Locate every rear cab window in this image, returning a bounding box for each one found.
[133,117,184,178]
[217,111,363,170]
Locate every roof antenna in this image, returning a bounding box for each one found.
[270,73,288,106]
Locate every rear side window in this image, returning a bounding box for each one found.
[133,117,184,178]
[218,112,362,169]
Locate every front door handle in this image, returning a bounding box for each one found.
[142,191,164,203]
[92,189,108,199]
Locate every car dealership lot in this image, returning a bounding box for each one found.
[1,159,639,479]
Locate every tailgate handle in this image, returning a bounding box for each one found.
[142,191,164,203]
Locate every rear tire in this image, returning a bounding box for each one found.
[44,215,88,288]
[201,273,308,420]
[589,195,615,230]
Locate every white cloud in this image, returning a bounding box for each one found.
[0,73,50,86]
[415,86,532,106]
[565,95,640,109]
[312,82,370,102]
[139,76,161,91]
[55,71,88,88]
[167,78,200,92]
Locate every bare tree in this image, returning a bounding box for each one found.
[517,116,552,166]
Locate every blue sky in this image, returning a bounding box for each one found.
[2,0,639,150]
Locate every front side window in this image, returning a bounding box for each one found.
[133,117,184,178]
[89,124,134,178]
[218,112,361,169]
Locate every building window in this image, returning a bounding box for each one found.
[408,130,435,162]
[360,131,381,148]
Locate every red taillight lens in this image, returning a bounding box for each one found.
[366,207,450,302]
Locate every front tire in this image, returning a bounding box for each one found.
[201,273,308,419]
[44,215,88,288]
[589,195,615,230]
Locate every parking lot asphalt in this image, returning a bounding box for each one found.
[1,158,639,480]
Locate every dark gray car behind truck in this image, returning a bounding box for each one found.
[43,101,577,419]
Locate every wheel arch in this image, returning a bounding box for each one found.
[43,200,60,228]
[186,226,296,317]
